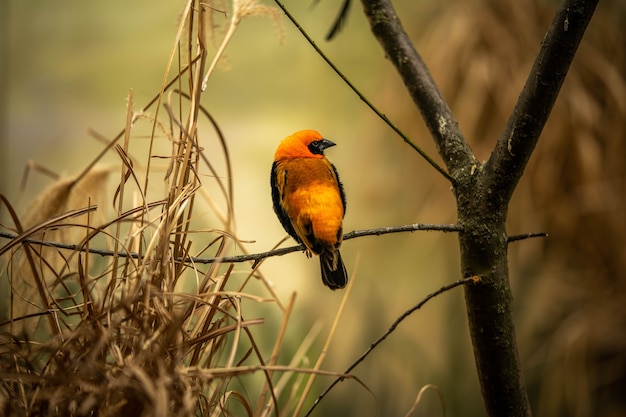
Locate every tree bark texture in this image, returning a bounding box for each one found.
[360,0,599,416]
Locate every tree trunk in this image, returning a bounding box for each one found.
[360,0,599,415]
[456,175,531,416]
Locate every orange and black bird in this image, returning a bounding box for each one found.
[271,130,348,290]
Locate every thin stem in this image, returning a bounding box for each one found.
[0,225,549,265]
[272,0,452,182]
[0,223,462,263]
[304,276,476,417]
[360,0,474,181]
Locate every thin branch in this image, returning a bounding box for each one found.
[304,276,477,417]
[0,205,98,256]
[0,225,548,265]
[272,0,452,182]
[344,222,461,238]
[0,223,462,264]
[507,232,548,243]
[360,0,475,181]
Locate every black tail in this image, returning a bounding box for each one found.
[320,250,348,290]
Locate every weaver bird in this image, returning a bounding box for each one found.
[271,130,348,289]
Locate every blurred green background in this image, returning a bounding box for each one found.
[1,0,625,416]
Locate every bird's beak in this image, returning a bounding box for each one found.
[318,139,336,150]
[308,138,337,155]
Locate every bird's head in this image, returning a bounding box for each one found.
[274,130,336,161]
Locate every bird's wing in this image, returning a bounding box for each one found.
[271,161,302,244]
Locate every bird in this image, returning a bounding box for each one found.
[270,130,348,290]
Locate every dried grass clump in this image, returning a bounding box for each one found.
[0,2,339,416]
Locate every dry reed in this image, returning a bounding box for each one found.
[0,2,349,416]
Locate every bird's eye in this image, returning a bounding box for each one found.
[308,141,324,155]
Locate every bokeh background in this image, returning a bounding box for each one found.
[1,0,625,416]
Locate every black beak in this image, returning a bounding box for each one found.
[308,138,336,155]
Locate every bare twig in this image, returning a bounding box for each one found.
[0,205,98,256]
[0,225,548,265]
[344,223,461,238]
[272,0,452,182]
[507,232,548,243]
[0,223,459,262]
[360,0,475,181]
[304,276,476,417]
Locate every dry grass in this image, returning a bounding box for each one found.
[0,2,349,415]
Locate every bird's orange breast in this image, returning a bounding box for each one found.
[276,157,344,251]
